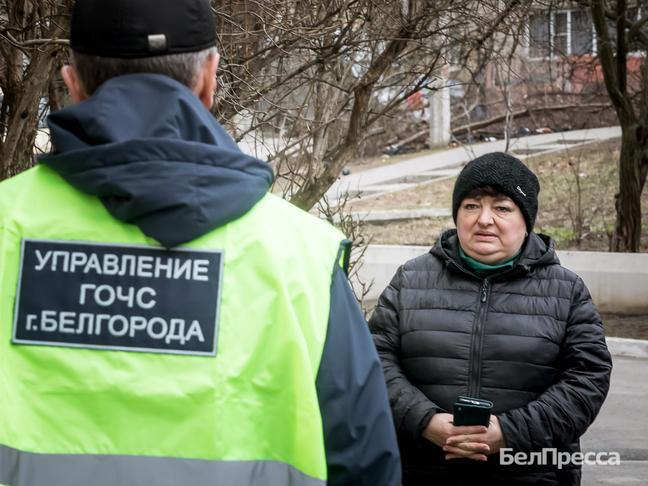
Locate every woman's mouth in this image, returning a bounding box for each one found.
[474,232,498,241]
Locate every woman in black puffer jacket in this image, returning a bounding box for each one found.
[369,152,612,486]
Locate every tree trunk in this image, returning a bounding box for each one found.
[289,25,416,210]
[0,46,59,180]
[614,127,644,251]
[0,0,69,180]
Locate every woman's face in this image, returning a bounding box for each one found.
[456,194,527,265]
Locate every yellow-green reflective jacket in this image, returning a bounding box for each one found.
[0,165,399,486]
[0,74,400,486]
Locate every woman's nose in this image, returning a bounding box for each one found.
[477,207,494,226]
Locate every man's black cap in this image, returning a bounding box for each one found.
[70,0,216,58]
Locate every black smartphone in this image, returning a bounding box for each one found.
[452,396,493,427]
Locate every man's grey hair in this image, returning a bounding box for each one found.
[71,46,218,95]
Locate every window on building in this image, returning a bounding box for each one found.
[622,7,648,52]
[626,7,639,22]
[605,7,647,52]
[572,10,594,55]
[553,12,569,55]
[528,9,596,59]
[529,12,550,58]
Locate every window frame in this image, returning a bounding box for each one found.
[526,8,597,61]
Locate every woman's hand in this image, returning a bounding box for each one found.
[443,415,506,461]
[422,413,490,461]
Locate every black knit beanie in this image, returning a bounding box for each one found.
[452,152,540,233]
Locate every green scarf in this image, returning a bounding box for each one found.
[458,246,521,278]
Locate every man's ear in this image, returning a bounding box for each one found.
[195,51,220,109]
[61,65,88,103]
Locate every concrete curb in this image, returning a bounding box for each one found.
[607,337,648,359]
[358,245,648,313]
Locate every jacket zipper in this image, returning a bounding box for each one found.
[468,278,490,397]
[446,260,493,398]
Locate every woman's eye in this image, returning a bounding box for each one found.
[496,206,513,212]
[464,203,479,210]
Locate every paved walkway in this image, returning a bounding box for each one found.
[329,126,621,212]
[581,356,648,484]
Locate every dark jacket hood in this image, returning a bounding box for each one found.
[431,229,559,277]
[39,73,274,248]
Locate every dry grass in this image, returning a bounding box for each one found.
[349,176,456,211]
[355,138,648,251]
[359,217,455,246]
[602,314,648,339]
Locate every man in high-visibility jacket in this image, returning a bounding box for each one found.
[0,0,401,485]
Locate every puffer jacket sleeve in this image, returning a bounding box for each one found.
[498,276,612,452]
[369,266,439,440]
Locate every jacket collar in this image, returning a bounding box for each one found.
[431,229,559,280]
